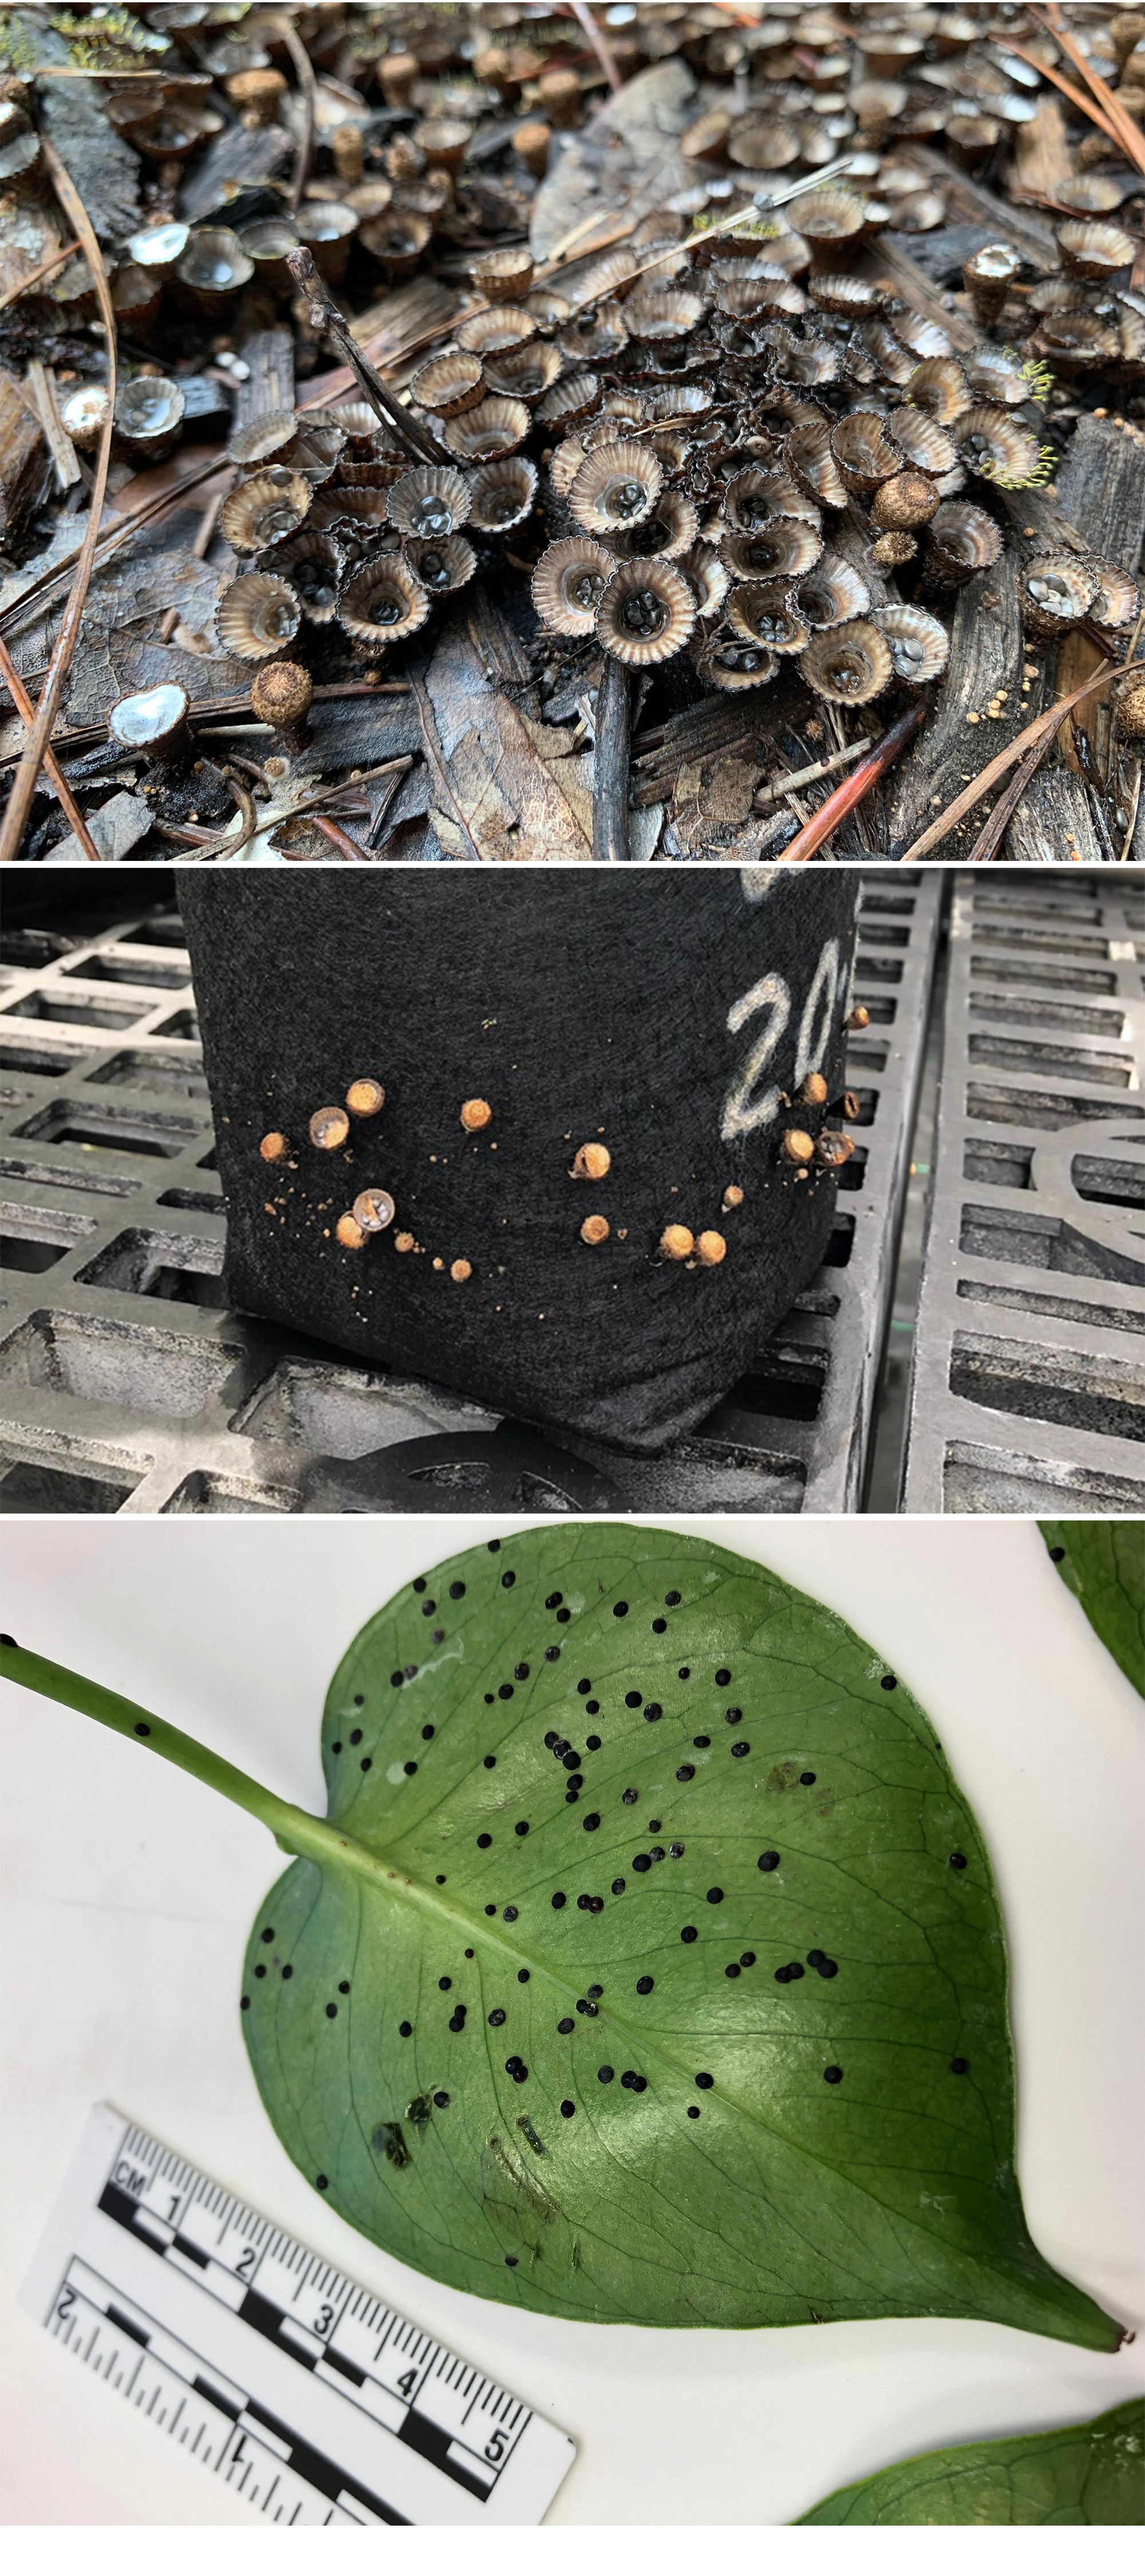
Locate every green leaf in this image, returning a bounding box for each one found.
[1039,1522,1144,1700]
[0,1529,1123,2349]
[796,2398,1144,2523]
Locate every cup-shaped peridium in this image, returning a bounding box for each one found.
[569,439,664,538]
[800,617,894,704]
[807,272,886,319]
[724,465,811,535]
[1031,312,1120,371]
[456,304,536,358]
[796,551,871,629]
[794,184,868,259]
[955,405,1041,483]
[1057,219,1135,280]
[570,246,638,308]
[386,465,472,541]
[870,603,950,684]
[282,422,347,487]
[468,456,538,533]
[113,376,185,449]
[531,536,616,638]
[677,542,730,620]
[646,430,692,477]
[126,219,189,272]
[721,515,824,585]
[310,485,392,536]
[716,274,780,319]
[606,489,701,564]
[902,356,972,424]
[622,289,705,346]
[548,435,587,500]
[258,530,345,623]
[595,559,697,666]
[926,500,1004,580]
[409,350,485,416]
[728,115,800,172]
[694,635,779,691]
[560,306,631,366]
[228,409,298,469]
[1028,275,1088,318]
[413,116,472,170]
[441,396,531,460]
[784,420,850,512]
[890,311,957,364]
[1090,560,1141,634]
[784,338,843,389]
[338,560,431,651]
[238,216,299,280]
[645,382,716,425]
[534,371,601,430]
[482,340,563,402]
[108,682,189,755]
[963,350,1029,408]
[885,406,957,476]
[175,227,254,298]
[889,189,947,235]
[946,112,1001,166]
[962,242,1022,325]
[1020,552,1101,637]
[360,211,432,276]
[727,580,811,655]
[220,468,311,554]
[471,244,534,299]
[295,200,358,282]
[403,532,477,595]
[60,386,111,451]
[858,320,917,389]
[526,287,572,327]
[830,412,905,498]
[215,572,301,661]
[352,1187,396,1235]
[323,400,390,453]
[1052,176,1126,215]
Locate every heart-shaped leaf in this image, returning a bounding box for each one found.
[237,1525,1117,2345]
[1040,1521,1144,1700]
[1,1528,1123,2350]
[796,2398,1144,2524]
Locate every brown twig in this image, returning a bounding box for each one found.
[593,656,632,862]
[0,634,100,860]
[898,658,1145,863]
[286,247,449,464]
[313,814,372,860]
[755,736,875,807]
[962,736,1053,865]
[0,132,116,864]
[777,704,926,862]
[276,7,317,214]
[1001,39,1128,160]
[1033,5,1145,179]
[567,1,623,93]
[0,237,80,315]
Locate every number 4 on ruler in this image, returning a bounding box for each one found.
[21,2105,575,2526]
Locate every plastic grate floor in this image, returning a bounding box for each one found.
[0,874,942,1516]
[902,868,1145,1516]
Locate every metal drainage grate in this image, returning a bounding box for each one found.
[0,876,942,1516]
[902,869,1145,1516]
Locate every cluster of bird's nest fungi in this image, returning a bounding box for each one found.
[2,2,1144,860]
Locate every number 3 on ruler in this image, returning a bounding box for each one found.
[721,942,840,1144]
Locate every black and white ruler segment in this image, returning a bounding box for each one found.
[19,2104,575,2527]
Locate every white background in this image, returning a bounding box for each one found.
[2,1514,1142,2528]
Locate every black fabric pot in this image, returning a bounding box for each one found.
[180,868,858,1454]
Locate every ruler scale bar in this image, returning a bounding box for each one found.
[21,2105,575,2527]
